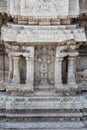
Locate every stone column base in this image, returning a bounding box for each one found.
[6,83,34,95]
[55,84,78,96]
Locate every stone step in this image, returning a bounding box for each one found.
[1,129,86,130]
[5,112,82,118]
[0,94,85,109]
[0,110,82,122]
[0,121,85,130]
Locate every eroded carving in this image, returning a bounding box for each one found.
[33,0,57,16]
[34,46,55,89]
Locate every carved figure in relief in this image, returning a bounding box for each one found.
[23,0,36,12]
[38,46,51,85]
[34,46,55,89]
[33,0,57,15]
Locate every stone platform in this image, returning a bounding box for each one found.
[0,122,86,130]
[0,0,87,130]
[0,92,87,129]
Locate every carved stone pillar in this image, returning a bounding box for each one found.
[55,56,63,88]
[68,52,79,85]
[21,46,35,91]
[26,57,30,84]
[55,46,67,91]
[26,56,34,91]
[8,55,13,82]
[12,56,20,84]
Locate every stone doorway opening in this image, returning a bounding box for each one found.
[19,55,26,84]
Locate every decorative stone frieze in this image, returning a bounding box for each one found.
[0,0,87,20]
[7,0,79,19]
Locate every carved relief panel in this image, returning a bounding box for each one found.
[34,46,56,89]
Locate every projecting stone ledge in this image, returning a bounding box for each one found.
[1,24,87,43]
[0,94,86,110]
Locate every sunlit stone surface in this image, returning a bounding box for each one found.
[0,0,87,129]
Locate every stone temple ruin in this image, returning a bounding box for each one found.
[0,0,87,129]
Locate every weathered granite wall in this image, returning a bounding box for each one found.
[0,1,87,130]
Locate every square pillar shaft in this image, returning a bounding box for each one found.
[25,47,34,91]
[8,55,13,82]
[55,57,63,87]
[68,52,79,85]
[12,56,20,84]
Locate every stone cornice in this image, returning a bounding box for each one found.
[1,24,87,43]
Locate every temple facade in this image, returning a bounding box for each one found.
[0,0,87,129]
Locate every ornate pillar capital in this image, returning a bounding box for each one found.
[66,39,80,53]
[68,51,79,57]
